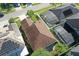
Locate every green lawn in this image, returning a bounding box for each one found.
[75,3,79,9]
[0,4,15,14]
[34,4,63,15]
[34,5,54,14]
[32,3,40,6]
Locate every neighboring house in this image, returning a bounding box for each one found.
[40,11,59,27]
[0,37,24,56]
[9,23,29,56]
[53,26,74,45]
[64,19,79,42]
[66,12,79,19]
[50,5,79,21]
[21,18,57,51]
[0,22,29,56]
[70,45,79,56]
[40,5,79,27]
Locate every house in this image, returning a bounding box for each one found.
[66,12,79,19]
[21,18,57,51]
[9,23,29,56]
[0,22,29,56]
[40,5,79,27]
[64,19,79,42]
[53,26,74,45]
[0,27,25,56]
[40,11,59,27]
[70,45,79,56]
[50,5,79,21]
[0,37,24,56]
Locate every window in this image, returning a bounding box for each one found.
[63,9,73,17]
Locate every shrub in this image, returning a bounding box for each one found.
[9,17,21,28]
[27,10,39,23]
[31,48,51,56]
[50,43,69,56]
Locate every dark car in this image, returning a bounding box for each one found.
[0,13,4,18]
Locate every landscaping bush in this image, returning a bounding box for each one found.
[27,10,39,23]
[9,17,21,28]
[27,10,34,16]
[20,3,26,8]
[31,48,51,56]
[50,43,69,56]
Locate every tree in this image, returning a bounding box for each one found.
[9,17,21,28]
[50,43,69,56]
[27,10,39,23]
[27,10,34,17]
[31,48,51,56]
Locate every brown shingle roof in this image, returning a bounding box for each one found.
[21,18,56,50]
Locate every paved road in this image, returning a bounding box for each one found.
[0,3,50,22]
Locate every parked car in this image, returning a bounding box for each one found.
[0,13,4,18]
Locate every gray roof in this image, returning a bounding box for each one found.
[64,3,75,7]
[53,26,74,45]
[66,13,79,19]
[0,37,24,56]
[0,32,9,38]
[50,5,79,20]
[70,45,79,56]
[65,18,79,31]
[71,45,79,53]
[40,11,59,27]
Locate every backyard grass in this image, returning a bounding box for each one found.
[32,3,40,6]
[34,4,63,15]
[75,3,79,9]
[0,4,16,14]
